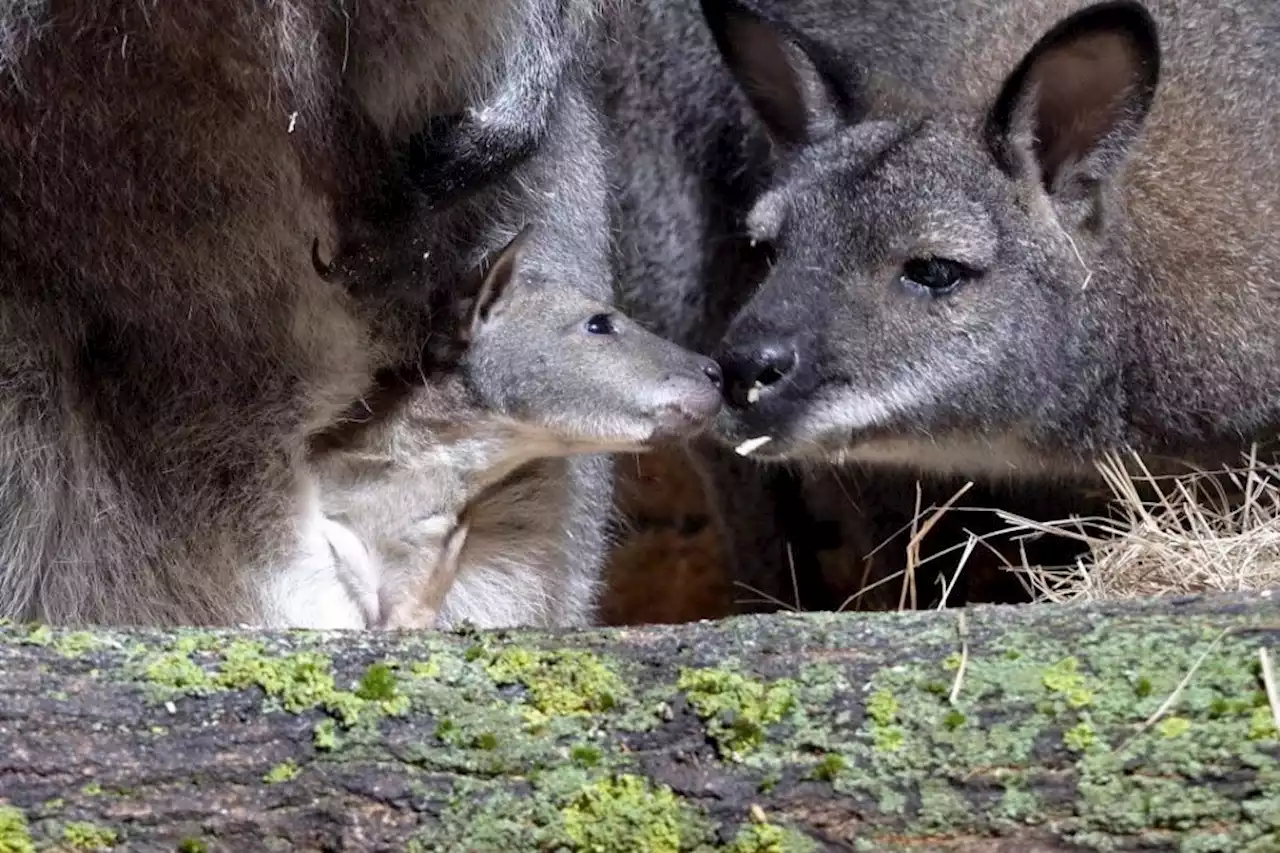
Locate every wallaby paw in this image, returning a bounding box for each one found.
[321,517,383,627]
[381,600,440,631]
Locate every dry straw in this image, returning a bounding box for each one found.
[734,444,1280,614]
[998,446,1280,603]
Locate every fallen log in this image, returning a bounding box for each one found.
[1,592,1279,853]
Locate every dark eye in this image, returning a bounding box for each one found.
[584,313,615,335]
[900,258,974,296]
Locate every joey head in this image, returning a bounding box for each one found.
[704,0,1280,477]
[466,225,725,454]
[314,224,723,630]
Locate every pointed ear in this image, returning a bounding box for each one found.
[985,0,1160,194]
[700,0,848,150]
[470,224,535,334]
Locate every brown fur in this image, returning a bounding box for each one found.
[0,0,597,625]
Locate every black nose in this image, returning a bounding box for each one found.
[717,341,798,408]
[701,359,723,389]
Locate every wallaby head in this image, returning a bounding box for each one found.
[463,225,725,450]
[705,0,1167,471]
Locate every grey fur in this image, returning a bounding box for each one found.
[0,0,604,626]
[705,0,1280,479]
[312,226,722,630]
[590,0,825,604]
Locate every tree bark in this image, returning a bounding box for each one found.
[2,592,1279,853]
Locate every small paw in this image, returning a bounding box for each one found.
[321,518,382,626]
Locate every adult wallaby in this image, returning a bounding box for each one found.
[313,226,723,630]
[0,0,601,626]
[707,0,1280,480]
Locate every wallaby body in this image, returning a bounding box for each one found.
[706,0,1280,480]
[0,0,601,626]
[313,228,723,629]
[307,49,635,630]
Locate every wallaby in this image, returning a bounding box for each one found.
[704,0,1280,481]
[589,0,841,612]
[0,0,604,626]
[311,225,724,630]
[308,26,632,630]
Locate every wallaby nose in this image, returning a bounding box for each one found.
[702,359,723,390]
[718,341,798,408]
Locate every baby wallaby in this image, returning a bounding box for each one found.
[313,225,724,629]
[707,0,1280,479]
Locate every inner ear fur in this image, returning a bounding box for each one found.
[469,224,537,333]
[986,0,1161,192]
[700,0,867,150]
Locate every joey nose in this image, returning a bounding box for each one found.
[718,341,798,408]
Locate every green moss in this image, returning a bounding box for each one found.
[1064,722,1096,752]
[171,634,225,656]
[356,662,398,700]
[216,642,363,723]
[872,726,905,752]
[561,775,706,853]
[1156,716,1192,739]
[177,840,208,853]
[1249,707,1277,740]
[62,822,119,850]
[137,639,416,736]
[484,648,626,723]
[263,760,300,784]
[21,624,52,647]
[942,710,966,730]
[1135,676,1154,698]
[677,667,797,761]
[145,653,212,694]
[1043,657,1094,709]
[474,732,499,751]
[811,753,846,782]
[0,806,33,853]
[80,783,102,797]
[866,690,899,726]
[411,658,441,679]
[355,662,410,716]
[724,822,818,853]
[410,766,718,853]
[313,718,339,751]
[54,632,100,658]
[570,744,603,768]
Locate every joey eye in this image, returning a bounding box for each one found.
[584,313,615,335]
[900,258,975,296]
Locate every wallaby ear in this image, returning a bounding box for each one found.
[700,0,846,149]
[986,0,1160,193]
[470,224,536,333]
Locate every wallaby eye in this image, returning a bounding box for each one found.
[900,258,974,296]
[584,313,616,335]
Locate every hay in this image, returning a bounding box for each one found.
[996,447,1280,603]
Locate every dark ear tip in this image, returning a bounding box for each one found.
[986,0,1162,154]
[505,222,538,261]
[1044,1,1161,68]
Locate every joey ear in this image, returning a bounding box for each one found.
[700,0,848,149]
[471,224,536,333]
[986,0,1160,193]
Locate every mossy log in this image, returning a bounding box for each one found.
[3,593,1280,853]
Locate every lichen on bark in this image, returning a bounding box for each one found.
[0,592,1278,851]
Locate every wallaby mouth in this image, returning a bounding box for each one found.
[710,400,795,461]
[646,362,725,442]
